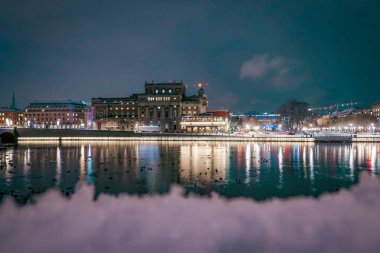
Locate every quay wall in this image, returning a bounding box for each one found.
[9,128,380,143]
[15,129,313,142]
[353,136,380,142]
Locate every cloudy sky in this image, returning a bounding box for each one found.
[1,0,379,112]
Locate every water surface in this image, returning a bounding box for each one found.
[0,141,379,205]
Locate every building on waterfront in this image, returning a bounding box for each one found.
[0,108,24,127]
[24,100,93,129]
[372,102,380,118]
[0,92,24,127]
[138,81,208,132]
[180,110,230,133]
[92,81,208,132]
[229,113,245,132]
[137,82,185,132]
[241,112,281,131]
[315,107,376,130]
[91,95,139,131]
[316,115,331,126]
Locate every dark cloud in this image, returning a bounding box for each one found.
[0,0,379,111]
[240,54,310,90]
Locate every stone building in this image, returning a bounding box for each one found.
[0,92,24,127]
[24,100,92,129]
[372,102,380,118]
[92,81,208,132]
[180,110,230,133]
[0,108,24,127]
[138,82,185,132]
[91,95,139,131]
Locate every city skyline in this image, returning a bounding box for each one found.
[1,0,379,111]
[0,85,379,114]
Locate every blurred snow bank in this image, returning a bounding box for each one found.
[1,174,380,253]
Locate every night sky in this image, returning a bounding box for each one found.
[1,0,379,112]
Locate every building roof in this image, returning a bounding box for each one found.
[207,110,229,117]
[0,107,22,112]
[92,94,139,103]
[145,81,184,86]
[26,100,90,109]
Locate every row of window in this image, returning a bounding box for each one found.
[99,101,136,104]
[26,109,84,113]
[109,107,135,110]
[147,97,175,102]
[26,113,80,117]
[181,117,227,122]
[0,113,24,116]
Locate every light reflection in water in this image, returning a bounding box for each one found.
[309,147,314,182]
[86,144,94,184]
[278,147,283,189]
[56,146,61,185]
[0,141,379,205]
[245,144,251,184]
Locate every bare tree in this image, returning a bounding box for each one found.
[278,99,309,130]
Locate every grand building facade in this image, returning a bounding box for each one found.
[91,81,208,132]
[92,95,139,131]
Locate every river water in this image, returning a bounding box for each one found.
[0,141,379,205]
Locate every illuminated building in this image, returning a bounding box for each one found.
[316,115,331,126]
[242,112,281,130]
[138,81,208,132]
[0,92,24,127]
[138,82,185,132]
[0,108,24,127]
[372,102,380,118]
[92,81,208,132]
[91,95,138,131]
[180,110,229,133]
[24,100,92,129]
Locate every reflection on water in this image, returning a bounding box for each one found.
[0,141,379,205]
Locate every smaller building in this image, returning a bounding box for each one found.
[91,95,138,131]
[180,110,230,133]
[372,102,380,118]
[241,112,281,131]
[316,115,331,126]
[0,108,24,127]
[24,100,92,129]
[0,92,24,127]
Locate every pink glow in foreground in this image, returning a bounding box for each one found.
[1,174,380,253]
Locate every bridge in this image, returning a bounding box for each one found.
[0,128,16,143]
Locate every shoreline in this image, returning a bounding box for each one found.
[1,128,380,143]
[16,136,380,143]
